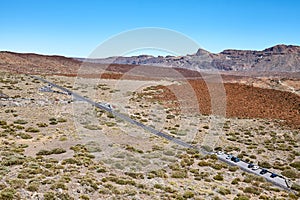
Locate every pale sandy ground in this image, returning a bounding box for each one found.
[0,72,299,199]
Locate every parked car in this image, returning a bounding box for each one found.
[252,165,260,170]
[231,157,240,163]
[260,169,268,175]
[226,155,233,159]
[248,163,255,168]
[270,173,278,178]
[217,151,224,155]
[99,102,113,110]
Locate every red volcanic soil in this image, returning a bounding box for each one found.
[150,80,300,128]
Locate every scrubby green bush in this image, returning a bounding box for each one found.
[36,148,66,156]
[183,191,194,198]
[8,178,25,189]
[282,169,299,179]
[258,161,271,169]
[211,163,225,170]
[44,192,55,200]
[233,195,250,200]
[14,119,28,124]
[231,178,240,185]
[107,113,115,118]
[198,161,210,167]
[0,120,7,125]
[243,187,261,195]
[104,176,136,186]
[25,127,40,133]
[125,172,144,179]
[5,109,16,113]
[290,161,300,170]
[18,133,33,139]
[37,123,48,127]
[291,183,300,192]
[26,182,39,192]
[171,170,188,178]
[166,114,175,119]
[80,195,90,200]
[49,117,56,121]
[2,155,25,166]
[57,118,67,123]
[50,182,68,190]
[154,184,164,189]
[0,188,16,200]
[36,150,52,156]
[213,173,224,181]
[189,168,199,174]
[218,187,231,195]
[229,166,239,172]
[14,125,24,130]
[147,169,168,178]
[125,145,143,153]
[96,168,107,173]
[61,158,80,165]
[49,121,58,125]
[83,124,102,130]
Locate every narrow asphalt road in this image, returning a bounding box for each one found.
[216,153,292,190]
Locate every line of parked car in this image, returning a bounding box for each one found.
[39,85,71,95]
[216,151,279,179]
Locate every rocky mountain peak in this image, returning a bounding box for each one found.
[195,48,211,56]
[263,44,300,54]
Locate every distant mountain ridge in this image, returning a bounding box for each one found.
[81,44,300,72]
[0,51,81,74]
[1,44,300,73]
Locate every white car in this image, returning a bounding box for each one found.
[217,151,224,155]
[99,102,113,110]
[252,165,260,170]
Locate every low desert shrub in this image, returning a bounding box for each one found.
[171,170,188,178]
[290,161,300,170]
[213,173,224,181]
[36,148,66,156]
[14,119,28,124]
[282,169,299,179]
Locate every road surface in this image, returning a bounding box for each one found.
[217,153,291,190]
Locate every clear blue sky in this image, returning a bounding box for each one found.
[0,0,299,57]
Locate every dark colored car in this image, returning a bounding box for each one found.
[270,173,278,178]
[231,157,240,163]
[248,163,254,168]
[260,169,268,175]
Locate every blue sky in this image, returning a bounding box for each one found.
[0,0,299,57]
